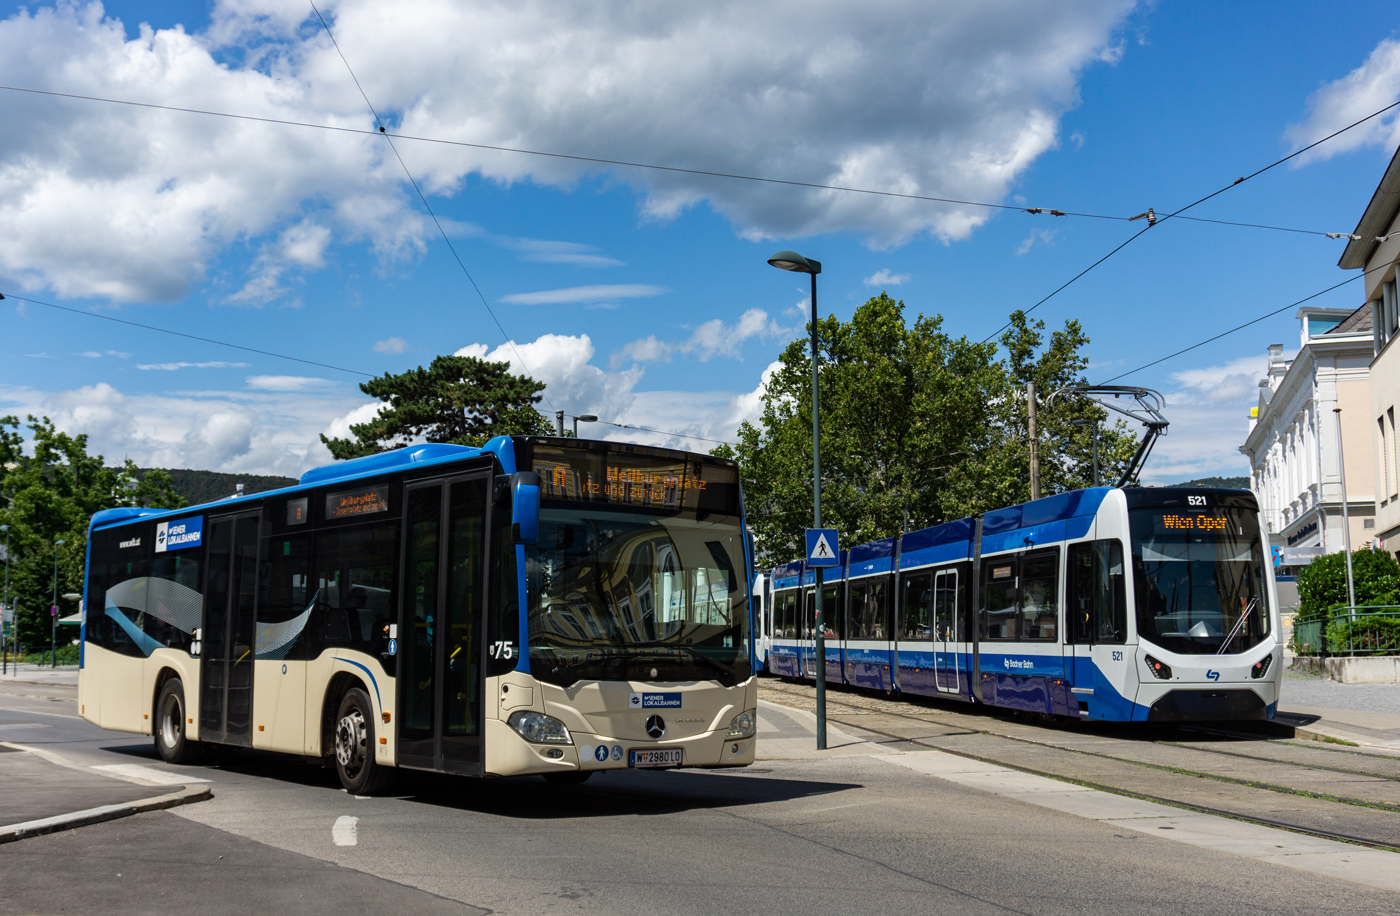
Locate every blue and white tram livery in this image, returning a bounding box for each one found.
[764,486,1282,722]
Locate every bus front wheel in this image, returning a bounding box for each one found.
[333,687,394,795]
[154,678,203,765]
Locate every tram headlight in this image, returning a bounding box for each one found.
[1144,654,1173,680]
[1251,654,1273,679]
[508,710,573,745]
[725,709,757,739]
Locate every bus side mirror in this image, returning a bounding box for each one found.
[512,472,541,545]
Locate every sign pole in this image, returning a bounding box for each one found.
[810,268,826,751]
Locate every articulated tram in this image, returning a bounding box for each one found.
[80,437,757,792]
[764,486,1283,722]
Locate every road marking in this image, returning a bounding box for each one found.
[92,764,210,785]
[333,815,358,846]
[0,707,83,720]
[878,751,1400,893]
[0,723,52,729]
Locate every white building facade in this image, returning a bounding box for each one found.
[1239,306,1375,570]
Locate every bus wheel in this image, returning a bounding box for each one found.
[154,679,203,765]
[334,688,394,795]
[543,771,593,786]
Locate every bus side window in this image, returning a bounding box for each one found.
[256,535,310,661]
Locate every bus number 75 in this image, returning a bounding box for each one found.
[490,641,515,660]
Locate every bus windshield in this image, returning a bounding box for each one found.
[1128,506,1270,655]
[525,507,749,685]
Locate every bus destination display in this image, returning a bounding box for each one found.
[531,445,732,512]
[326,484,389,519]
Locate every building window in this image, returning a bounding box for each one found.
[1382,415,1391,503]
[1390,407,1399,500]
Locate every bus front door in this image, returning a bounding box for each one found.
[397,473,490,776]
[201,511,260,746]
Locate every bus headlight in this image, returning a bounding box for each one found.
[1251,654,1273,679]
[726,709,757,739]
[508,711,573,745]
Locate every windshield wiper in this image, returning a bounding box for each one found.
[549,654,629,679]
[1217,596,1258,655]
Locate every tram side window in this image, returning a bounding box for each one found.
[1068,540,1126,645]
[822,584,843,639]
[804,589,815,639]
[257,535,311,661]
[1020,551,1058,640]
[982,562,1017,640]
[902,572,932,639]
[934,570,959,642]
[849,578,890,639]
[311,523,399,663]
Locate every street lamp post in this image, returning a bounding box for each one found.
[573,414,598,438]
[1,524,9,674]
[767,249,826,750]
[51,539,65,669]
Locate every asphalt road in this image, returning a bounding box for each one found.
[3,683,1399,916]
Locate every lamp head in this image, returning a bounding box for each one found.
[767,250,821,274]
[55,539,65,547]
[577,415,598,423]
[0,524,8,532]
[1070,418,1094,427]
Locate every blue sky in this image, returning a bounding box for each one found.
[1,1,1398,483]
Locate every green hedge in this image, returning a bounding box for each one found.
[1323,612,1400,657]
[22,644,81,666]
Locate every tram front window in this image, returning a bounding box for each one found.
[1128,506,1269,655]
[526,508,750,686]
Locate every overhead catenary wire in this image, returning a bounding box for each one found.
[305,1,553,413]
[980,95,1400,344]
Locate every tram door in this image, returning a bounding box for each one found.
[801,587,817,677]
[201,511,260,745]
[933,569,961,694]
[397,473,490,776]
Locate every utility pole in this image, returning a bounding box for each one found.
[555,410,565,437]
[1028,381,1041,501]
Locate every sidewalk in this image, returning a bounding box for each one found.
[0,743,210,843]
[1278,666,1400,752]
[0,663,79,687]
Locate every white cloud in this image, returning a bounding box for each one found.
[500,284,666,306]
[1070,130,1086,149]
[611,308,785,366]
[138,361,250,371]
[505,239,624,268]
[0,378,363,476]
[1016,228,1059,256]
[0,2,1133,302]
[1135,353,1275,485]
[372,337,408,354]
[863,269,910,287]
[456,334,644,423]
[245,375,335,391]
[1285,37,1400,166]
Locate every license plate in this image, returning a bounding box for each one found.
[629,748,682,768]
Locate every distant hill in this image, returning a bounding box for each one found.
[135,468,299,507]
[1168,476,1250,489]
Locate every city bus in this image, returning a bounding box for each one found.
[79,437,758,792]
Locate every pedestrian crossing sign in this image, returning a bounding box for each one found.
[805,528,839,567]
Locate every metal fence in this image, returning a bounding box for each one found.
[1291,606,1400,657]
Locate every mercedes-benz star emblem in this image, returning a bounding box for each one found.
[645,715,666,739]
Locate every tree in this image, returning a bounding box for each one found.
[0,416,185,652]
[1297,550,1400,616]
[723,295,1138,566]
[321,355,554,459]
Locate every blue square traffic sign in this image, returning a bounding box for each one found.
[805,528,839,566]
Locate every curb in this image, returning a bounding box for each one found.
[0,783,212,845]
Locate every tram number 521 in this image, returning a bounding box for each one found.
[490,641,516,660]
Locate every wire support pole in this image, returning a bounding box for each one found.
[809,268,827,751]
[1028,381,1040,501]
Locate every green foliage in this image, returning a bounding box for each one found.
[23,643,81,666]
[724,296,1137,565]
[321,355,554,459]
[0,416,185,649]
[135,468,294,506]
[1296,550,1400,617]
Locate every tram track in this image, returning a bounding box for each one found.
[760,678,1400,853]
